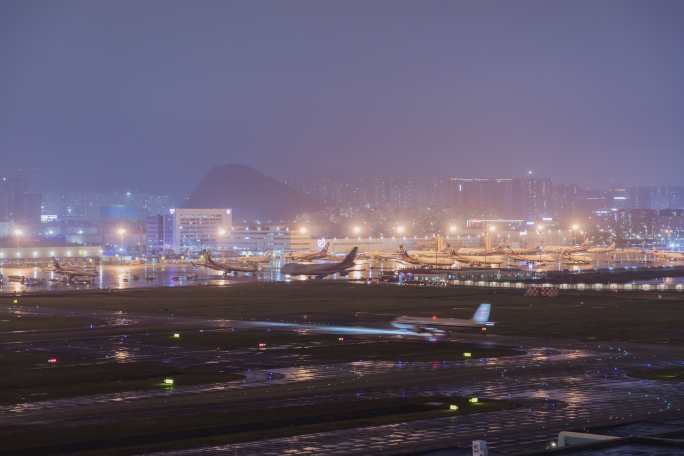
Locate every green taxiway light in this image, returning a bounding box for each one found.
[468,397,479,404]
[449,404,459,411]
[163,378,174,386]
[463,352,472,358]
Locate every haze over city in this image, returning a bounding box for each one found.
[3,0,683,193]
[3,3,684,456]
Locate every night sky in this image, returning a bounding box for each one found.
[2,1,682,193]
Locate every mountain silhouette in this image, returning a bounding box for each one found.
[184,164,321,221]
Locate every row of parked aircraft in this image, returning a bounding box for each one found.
[192,245,358,279]
[375,242,684,267]
[32,239,684,285]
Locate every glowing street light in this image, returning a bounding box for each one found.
[570,224,581,244]
[117,227,127,256]
[395,225,406,236]
[448,225,458,235]
[298,226,308,235]
[488,225,497,233]
[13,227,24,249]
[352,225,362,236]
[217,227,228,237]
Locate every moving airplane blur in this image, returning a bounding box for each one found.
[392,303,494,334]
[282,247,358,279]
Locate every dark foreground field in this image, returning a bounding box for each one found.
[6,281,684,344]
[1,282,683,455]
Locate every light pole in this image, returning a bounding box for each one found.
[117,228,127,255]
[216,227,228,251]
[485,225,496,265]
[13,228,23,254]
[570,224,580,245]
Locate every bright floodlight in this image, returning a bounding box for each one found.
[217,227,228,236]
[117,227,127,236]
[352,225,362,235]
[449,225,458,234]
[298,226,308,235]
[571,224,580,231]
[488,225,496,233]
[13,228,24,237]
[396,225,406,235]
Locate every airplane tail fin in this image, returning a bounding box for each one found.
[342,247,358,265]
[471,303,491,324]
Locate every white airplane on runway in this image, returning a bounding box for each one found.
[282,247,358,279]
[392,303,494,333]
[51,258,97,283]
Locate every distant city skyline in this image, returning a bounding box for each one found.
[3,1,683,192]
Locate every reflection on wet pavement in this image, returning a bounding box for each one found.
[2,303,684,455]
[0,264,254,293]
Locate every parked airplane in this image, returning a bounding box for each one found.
[585,243,616,254]
[392,303,494,333]
[561,253,593,265]
[282,247,358,279]
[396,246,454,266]
[454,254,506,267]
[451,246,501,255]
[51,258,97,283]
[652,249,684,261]
[508,253,558,263]
[195,250,258,275]
[536,242,589,254]
[369,245,419,264]
[239,251,273,264]
[408,254,458,266]
[286,242,331,261]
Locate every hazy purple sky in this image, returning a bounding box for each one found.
[2,1,682,192]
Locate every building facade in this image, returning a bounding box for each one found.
[171,208,232,253]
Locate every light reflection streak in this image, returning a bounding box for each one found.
[216,319,430,337]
